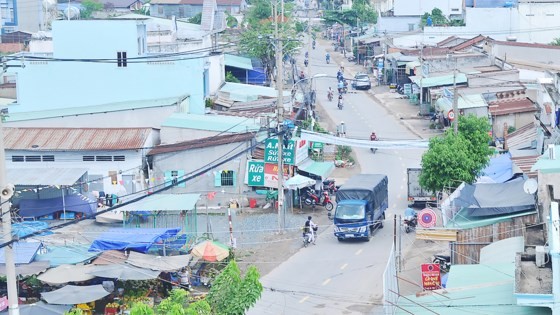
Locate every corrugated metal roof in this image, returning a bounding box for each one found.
[118,193,200,211]
[161,113,261,132]
[3,128,152,150]
[410,73,468,88]
[506,122,536,149]
[7,168,88,186]
[219,82,291,102]
[488,98,536,116]
[148,132,254,155]
[224,54,253,70]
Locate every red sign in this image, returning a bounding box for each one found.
[447,110,455,121]
[421,263,441,290]
[0,297,8,312]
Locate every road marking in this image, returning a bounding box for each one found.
[322,278,331,286]
[355,249,363,255]
[340,263,348,270]
[299,296,309,303]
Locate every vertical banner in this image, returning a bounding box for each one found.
[421,263,441,290]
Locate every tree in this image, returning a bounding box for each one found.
[207,260,263,315]
[80,0,103,19]
[188,13,202,24]
[420,7,449,27]
[225,71,241,83]
[550,38,560,46]
[419,114,493,193]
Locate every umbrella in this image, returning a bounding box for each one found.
[37,264,96,285]
[191,240,230,262]
[0,301,71,315]
[87,264,161,280]
[284,174,316,190]
[126,252,192,271]
[41,285,110,305]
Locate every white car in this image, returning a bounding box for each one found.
[352,73,371,90]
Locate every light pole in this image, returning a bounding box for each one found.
[291,74,327,129]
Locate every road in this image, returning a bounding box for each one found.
[248,35,426,315]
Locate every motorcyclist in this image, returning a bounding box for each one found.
[326,52,331,63]
[337,80,344,93]
[327,87,333,100]
[337,70,343,81]
[338,94,343,109]
[303,216,318,244]
[304,58,309,67]
[305,51,309,59]
[300,71,305,80]
[370,131,378,141]
[312,40,316,49]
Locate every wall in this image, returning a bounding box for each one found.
[7,20,206,115]
[377,16,420,33]
[207,54,224,96]
[15,0,42,33]
[467,70,520,88]
[537,172,560,226]
[490,43,560,66]
[151,142,251,206]
[424,54,492,74]
[159,127,253,144]
[394,0,462,17]
[150,4,203,19]
[492,111,535,137]
[517,2,560,45]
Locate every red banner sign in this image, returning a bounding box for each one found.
[0,297,8,312]
[421,263,441,290]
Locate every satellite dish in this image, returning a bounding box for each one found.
[523,178,538,194]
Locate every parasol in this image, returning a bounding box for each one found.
[41,285,110,305]
[87,263,161,280]
[191,240,230,262]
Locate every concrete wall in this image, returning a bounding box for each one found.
[6,19,206,115]
[15,0,42,33]
[492,112,535,137]
[489,43,560,66]
[151,142,251,206]
[518,2,560,44]
[537,172,560,227]
[424,55,492,73]
[377,16,420,33]
[394,0,462,17]
[468,70,520,88]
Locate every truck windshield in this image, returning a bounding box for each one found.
[335,204,366,220]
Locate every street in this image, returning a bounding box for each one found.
[248,35,426,314]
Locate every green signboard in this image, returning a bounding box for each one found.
[246,160,265,186]
[264,139,296,165]
[311,141,324,149]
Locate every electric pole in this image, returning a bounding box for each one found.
[452,68,458,134]
[274,0,286,232]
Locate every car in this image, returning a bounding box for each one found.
[352,73,371,90]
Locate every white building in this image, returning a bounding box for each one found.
[393,0,462,17]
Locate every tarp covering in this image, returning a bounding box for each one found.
[37,264,96,285]
[0,242,40,264]
[89,227,181,253]
[0,301,72,315]
[454,178,535,217]
[300,130,428,149]
[87,264,161,280]
[118,194,200,212]
[19,194,96,218]
[11,221,53,238]
[34,245,99,267]
[126,252,192,271]
[0,261,50,277]
[478,153,513,183]
[336,174,388,210]
[41,285,110,305]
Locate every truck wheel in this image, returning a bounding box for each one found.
[337,237,343,242]
[365,227,372,242]
[325,202,334,211]
[378,219,384,229]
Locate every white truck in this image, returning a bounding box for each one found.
[407,168,436,207]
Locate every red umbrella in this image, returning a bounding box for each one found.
[191,240,230,262]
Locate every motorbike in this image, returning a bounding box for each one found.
[327,90,333,101]
[303,226,318,247]
[347,55,356,62]
[312,43,316,50]
[304,59,309,67]
[338,99,343,110]
[433,254,451,273]
[303,188,334,211]
[322,179,338,195]
[403,212,418,233]
[326,57,330,64]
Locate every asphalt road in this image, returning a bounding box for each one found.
[248,35,426,315]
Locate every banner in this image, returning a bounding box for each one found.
[421,263,441,290]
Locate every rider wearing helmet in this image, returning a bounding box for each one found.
[304,216,318,244]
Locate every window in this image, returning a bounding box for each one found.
[113,156,125,162]
[408,23,415,31]
[221,170,235,186]
[83,155,95,161]
[25,155,41,162]
[451,8,459,12]
[12,155,23,162]
[96,156,112,162]
[158,6,163,14]
[117,51,128,67]
[42,155,55,162]
[171,170,179,185]
[109,171,118,185]
[164,170,185,187]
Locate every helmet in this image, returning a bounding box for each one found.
[308,216,312,220]
[340,121,344,124]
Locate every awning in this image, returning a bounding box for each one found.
[41,285,110,305]
[34,245,99,267]
[0,242,40,264]
[126,252,192,271]
[297,159,335,179]
[11,221,53,238]
[89,227,181,253]
[7,168,87,186]
[86,264,161,280]
[91,250,128,265]
[410,73,468,88]
[284,174,316,190]
[19,194,96,218]
[37,264,96,285]
[118,194,200,212]
[0,261,50,277]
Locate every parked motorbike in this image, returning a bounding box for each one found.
[303,188,334,211]
[322,179,338,195]
[433,254,451,273]
[403,212,418,233]
[347,55,356,62]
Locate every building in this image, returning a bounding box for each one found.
[488,96,537,137]
[3,19,207,115]
[393,0,463,17]
[150,0,246,19]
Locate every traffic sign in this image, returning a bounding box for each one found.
[447,110,455,121]
[418,208,437,228]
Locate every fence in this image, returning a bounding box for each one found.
[383,244,398,315]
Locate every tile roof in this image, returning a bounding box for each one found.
[490,39,560,50]
[96,0,143,8]
[3,128,153,150]
[450,35,486,51]
[505,122,536,149]
[488,98,536,116]
[437,36,459,47]
[148,132,255,155]
[511,155,540,178]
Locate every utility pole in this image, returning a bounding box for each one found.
[274,0,286,232]
[1,120,19,315]
[452,67,458,134]
[419,44,423,105]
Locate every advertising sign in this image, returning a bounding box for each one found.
[294,139,309,165]
[264,163,289,188]
[264,139,296,165]
[246,160,265,187]
[403,83,412,95]
[421,263,441,290]
[0,297,8,312]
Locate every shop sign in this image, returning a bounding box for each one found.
[246,160,265,186]
[264,139,296,165]
[421,263,441,290]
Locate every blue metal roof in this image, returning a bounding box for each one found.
[34,244,99,267]
[0,242,41,264]
[162,113,261,132]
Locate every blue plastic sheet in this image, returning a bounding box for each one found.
[89,227,181,253]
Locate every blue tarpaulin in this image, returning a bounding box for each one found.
[480,153,513,183]
[89,228,181,253]
[19,195,96,218]
[12,221,53,238]
[34,244,99,267]
[0,242,41,264]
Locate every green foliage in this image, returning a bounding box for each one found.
[419,115,493,193]
[225,12,238,28]
[188,13,202,24]
[244,0,272,26]
[80,0,103,19]
[65,309,84,315]
[207,260,263,315]
[352,0,378,25]
[420,7,449,27]
[130,302,155,315]
[550,38,560,46]
[225,71,241,83]
[322,3,377,27]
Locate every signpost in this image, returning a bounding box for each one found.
[421,263,441,290]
